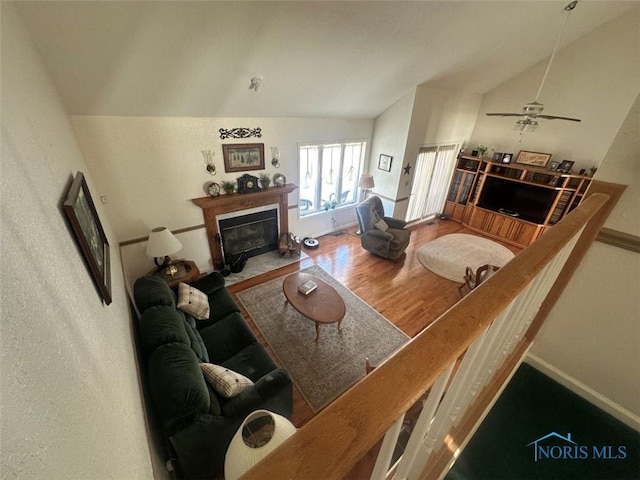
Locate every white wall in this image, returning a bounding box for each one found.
[531,94,640,418]
[412,85,482,149]
[399,85,482,219]
[71,115,373,280]
[368,85,482,219]
[469,8,640,172]
[1,5,153,479]
[368,89,415,215]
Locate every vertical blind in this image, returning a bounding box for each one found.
[406,144,459,222]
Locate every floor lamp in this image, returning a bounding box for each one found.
[356,173,375,235]
[359,173,375,200]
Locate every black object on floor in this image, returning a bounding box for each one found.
[445,363,639,480]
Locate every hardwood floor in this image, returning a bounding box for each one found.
[228,219,521,428]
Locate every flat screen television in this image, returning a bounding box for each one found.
[477,176,557,224]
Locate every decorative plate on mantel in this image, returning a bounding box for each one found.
[207,182,221,197]
[273,173,286,187]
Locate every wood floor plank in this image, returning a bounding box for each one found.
[228,219,521,428]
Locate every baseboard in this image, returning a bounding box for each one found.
[525,353,640,432]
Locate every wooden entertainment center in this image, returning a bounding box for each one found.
[444,155,592,247]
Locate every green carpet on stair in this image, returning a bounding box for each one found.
[445,362,639,480]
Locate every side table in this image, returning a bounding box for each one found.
[150,260,200,289]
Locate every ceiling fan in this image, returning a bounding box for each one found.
[486,1,581,132]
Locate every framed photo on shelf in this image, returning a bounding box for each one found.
[222,143,265,173]
[557,160,575,173]
[378,154,393,172]
[515,150,552,168]
[63,172,112,304]
[501,153,513,164]
[548,161,560,171]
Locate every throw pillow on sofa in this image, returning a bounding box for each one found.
[200,363,253,398]
[177,282,210,320]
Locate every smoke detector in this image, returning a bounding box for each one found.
[249,76,263,92]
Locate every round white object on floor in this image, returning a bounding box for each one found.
[417,233,515,282]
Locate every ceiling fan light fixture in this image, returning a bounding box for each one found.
[513,118,538,133]
[523,102,544,116]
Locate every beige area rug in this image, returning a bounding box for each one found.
[417,233,515,282]
[236,265,409,413]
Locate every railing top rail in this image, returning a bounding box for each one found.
[241,193,611,480]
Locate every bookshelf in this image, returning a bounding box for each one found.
[444,155,592,247]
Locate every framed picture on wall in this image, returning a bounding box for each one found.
[63,172,112,304]
[222,143,265,173]
[515,150,552,168]
[378,154,393,172]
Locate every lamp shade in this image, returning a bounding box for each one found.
[225,410,296,480]
[145,227,182,258]
[358,173,375,190]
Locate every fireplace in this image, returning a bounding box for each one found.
[218,208,278,260]
[192,184,296,269]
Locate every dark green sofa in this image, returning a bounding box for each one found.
[133,272,293,479]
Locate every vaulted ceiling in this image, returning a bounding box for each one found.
[14,1,636,119]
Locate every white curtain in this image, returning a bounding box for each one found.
[406,144,459,222]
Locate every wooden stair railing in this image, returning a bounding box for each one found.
[241,182,625,480]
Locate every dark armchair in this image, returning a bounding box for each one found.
[355,195,411,259]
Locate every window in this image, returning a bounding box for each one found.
[298,141,366,216]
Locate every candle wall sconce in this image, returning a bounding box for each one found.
[202,150,217,175]
[271,146,280,168]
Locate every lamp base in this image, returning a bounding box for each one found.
[154,255,177,275]
[164,264,178,276]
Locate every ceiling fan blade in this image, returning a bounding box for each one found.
[486,113,525,117]
[537,115,581,122]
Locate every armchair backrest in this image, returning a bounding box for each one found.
[356,195,384,234]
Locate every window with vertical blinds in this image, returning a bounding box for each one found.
[406,144,459,222]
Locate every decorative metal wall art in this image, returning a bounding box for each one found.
[219,127,262,140]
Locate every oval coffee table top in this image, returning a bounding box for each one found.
[282,272,346,324]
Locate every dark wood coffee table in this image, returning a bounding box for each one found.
[282,272,346,342]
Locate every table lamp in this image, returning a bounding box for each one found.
[146,227,182,275]
[224,410,296,480]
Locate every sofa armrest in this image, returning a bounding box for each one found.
[190,271,226,295]
[365,228,393,242]
[222,368,293,418]
[384,216,407,229]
